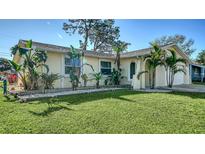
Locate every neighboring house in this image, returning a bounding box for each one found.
[190,63,205,82]
[13,40,192,89]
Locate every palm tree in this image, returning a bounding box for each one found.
[112,40,130,70]
[10,45,19,56]
[164,48,186,88]
[137,43,165,89]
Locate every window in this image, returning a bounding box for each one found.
[130,62,136,79]
[65,56,80,75]
[100,61,111,75]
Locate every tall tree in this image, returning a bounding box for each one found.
[89,19,120,52]
[137,43,165,89]
[112,40,130,70]
[196,50,205,65]
[63,19,120,52]
[63,19,100,51]
[151,34,195,57]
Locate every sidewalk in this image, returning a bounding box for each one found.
[18,88,124,102]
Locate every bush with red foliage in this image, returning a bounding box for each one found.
[7,74,17,84]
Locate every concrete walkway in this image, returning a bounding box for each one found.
[134,89,172,93]
[18,88,124,102]
[134,84,205,93]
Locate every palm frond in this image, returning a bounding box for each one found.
[26,40,32,49]
[8,60,22,72]
[37,63,49,73]
[174,68,186,75]
[82,63,94,72]
[176,58,186,64]
[137,71,148,79]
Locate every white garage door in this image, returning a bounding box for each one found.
[173,71,185,85]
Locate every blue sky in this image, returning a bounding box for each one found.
[0,19,205,60]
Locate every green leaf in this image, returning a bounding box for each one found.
[26,40,32,48]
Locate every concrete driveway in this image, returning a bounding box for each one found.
[168,84,205,93]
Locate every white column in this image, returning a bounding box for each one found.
[61,54,64,88]
[140,59,145,89]
[184,64,191,84]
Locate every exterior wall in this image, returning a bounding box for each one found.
[45,53,117,88]
[45,52,63,88]
[172,51,190,85]
[132,50,191,90]
[82,56,100,86]
[14,47,191,89]
[155,66,166,87]
[154,50,190,87]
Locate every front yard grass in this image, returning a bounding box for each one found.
[1,89,205,133]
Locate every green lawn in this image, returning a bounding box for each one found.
[1,89,205,133]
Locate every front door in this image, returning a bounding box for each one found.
[130,62,136,79]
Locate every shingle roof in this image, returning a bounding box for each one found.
[18,40,191,62]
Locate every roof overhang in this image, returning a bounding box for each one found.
[16,40,193,63]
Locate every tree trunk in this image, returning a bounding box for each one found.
[149,71,152,89]
[117,53,120,70]
[96,80,99,89]
[18,72,28,90]
[83,31,88,51]
[170,71,175,88]
[168,69,172,88]
[165,67,169,87]
[151,69,156,89]
[72,82,75,91]
[84,80,87,87]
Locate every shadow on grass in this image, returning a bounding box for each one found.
[29,105,73,117]
[3,95,17,103]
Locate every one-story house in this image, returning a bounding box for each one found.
[13,40,192,89]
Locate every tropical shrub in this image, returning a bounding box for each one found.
[104,79,109,86]
[70,69,80,91]
[110,68,123,85]
[7,74,17,84]
[92,72,102,89]
[8,60,28,90]
[81,73,88,87]
[41,73,61,89]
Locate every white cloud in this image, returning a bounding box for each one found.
[57,33,63,39]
